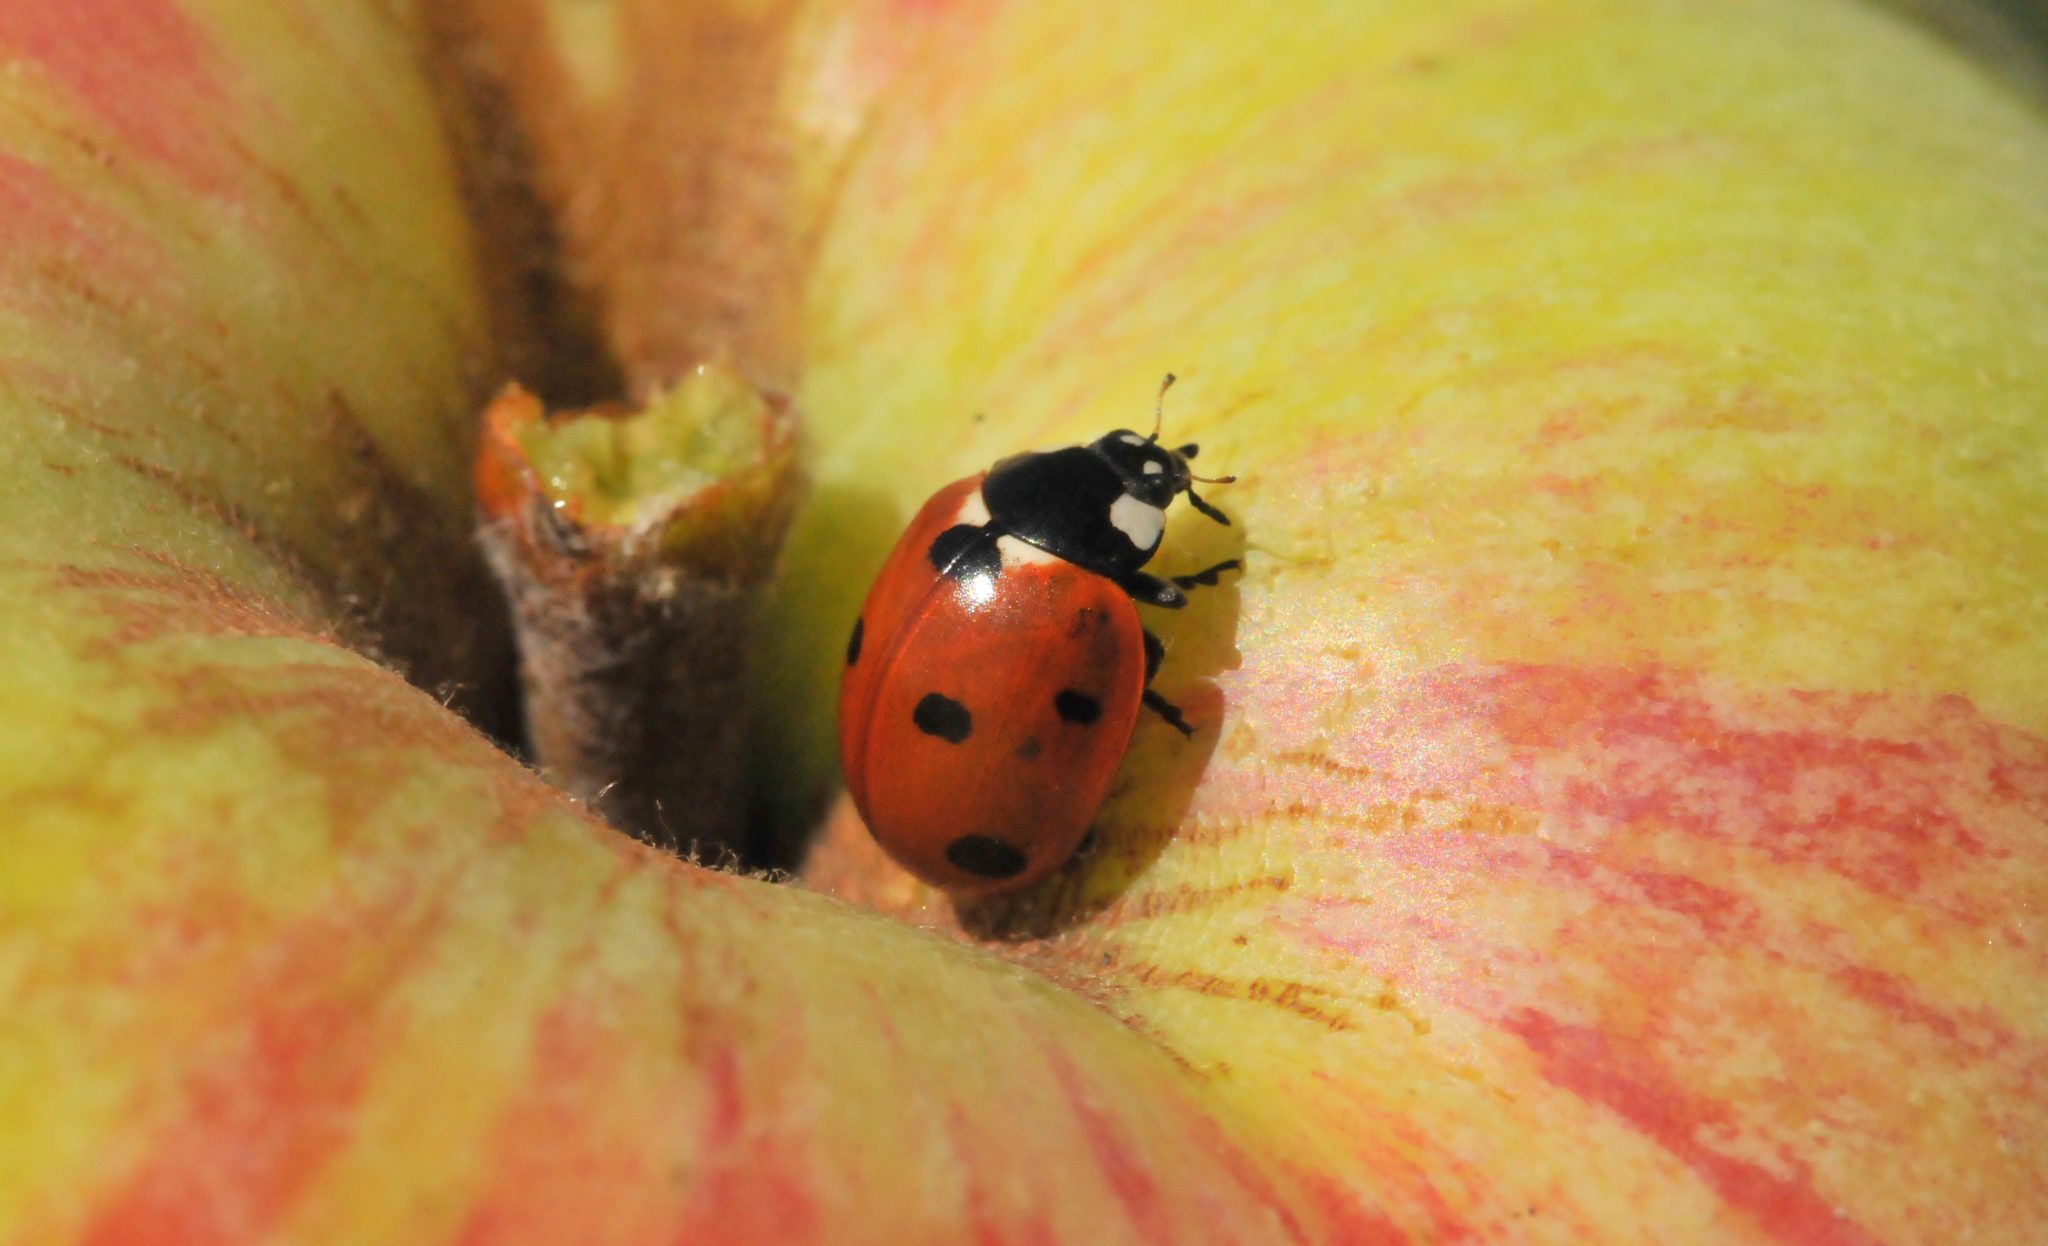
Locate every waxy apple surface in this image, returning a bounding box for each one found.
[1,1,2044,1244]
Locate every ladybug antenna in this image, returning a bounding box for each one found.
[1148,372,1176,442]
[1189,470,1236,485]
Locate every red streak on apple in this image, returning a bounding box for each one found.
[1221,662,2046,960]
[665,1037,821,1245]
[1042,1044,1174,1246]
[943,1102,1063,1246]
[0,152,91,256]
[452,998,692,1246]
[1503,1010,1885,1246]
[1830,962,2019,1064]
[72,925,405,1246]
[1278,1163,1419,1246]
[0,0,231,195]
[1186,656,2046,1234]
[0,152,176,308]
[1272,1074,1499,1245]
[1499,672,2004,912]
[1041,1041,1416,1246]
[1167,1108,1324,1246]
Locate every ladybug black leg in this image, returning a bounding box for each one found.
[1171,559,1241,591]
[1140,629,1195,737]
[1118,570,1188,609]
[1143,690,1196,737]
[1185,490,1232,526]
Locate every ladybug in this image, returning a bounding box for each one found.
[838,375,1239,896]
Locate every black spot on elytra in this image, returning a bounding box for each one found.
[1055,690,1103,725]
[846,616,864,666]
[912,692,972,743]
[928,524,1001,583]
[946,834,1027,880]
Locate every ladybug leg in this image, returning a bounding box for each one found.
[1120,561,1239,608]
[1144,629,1166,682]
[1117,570,1189,609]
[1141,629,1195,737]
[1185,490,1232,527]
[1170,559,1241,591]
[1143,691,1195,737]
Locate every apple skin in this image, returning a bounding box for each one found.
[3,3,2046,1246]
[771,1,2048,1235]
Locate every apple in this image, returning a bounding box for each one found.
[3,1,2044,1244]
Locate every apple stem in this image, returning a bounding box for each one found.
[475,376,802,862]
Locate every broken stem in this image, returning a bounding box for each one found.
[476,367,800,859]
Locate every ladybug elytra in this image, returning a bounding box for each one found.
[838,375,1238,896]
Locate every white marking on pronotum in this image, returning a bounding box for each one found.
[954,489,992,527]
[1109,493,1165,551]
[997,535,1061,568]
[1118,432,1147,446]
[1142,460,1164,475]
[949,489,1004,604]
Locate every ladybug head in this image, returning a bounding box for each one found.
[1089,427,1192,507]
[1087,374,1234,525]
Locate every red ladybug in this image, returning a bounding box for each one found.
[839,375,1238,895]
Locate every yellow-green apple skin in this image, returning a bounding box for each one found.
[1,2,2044,1246]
